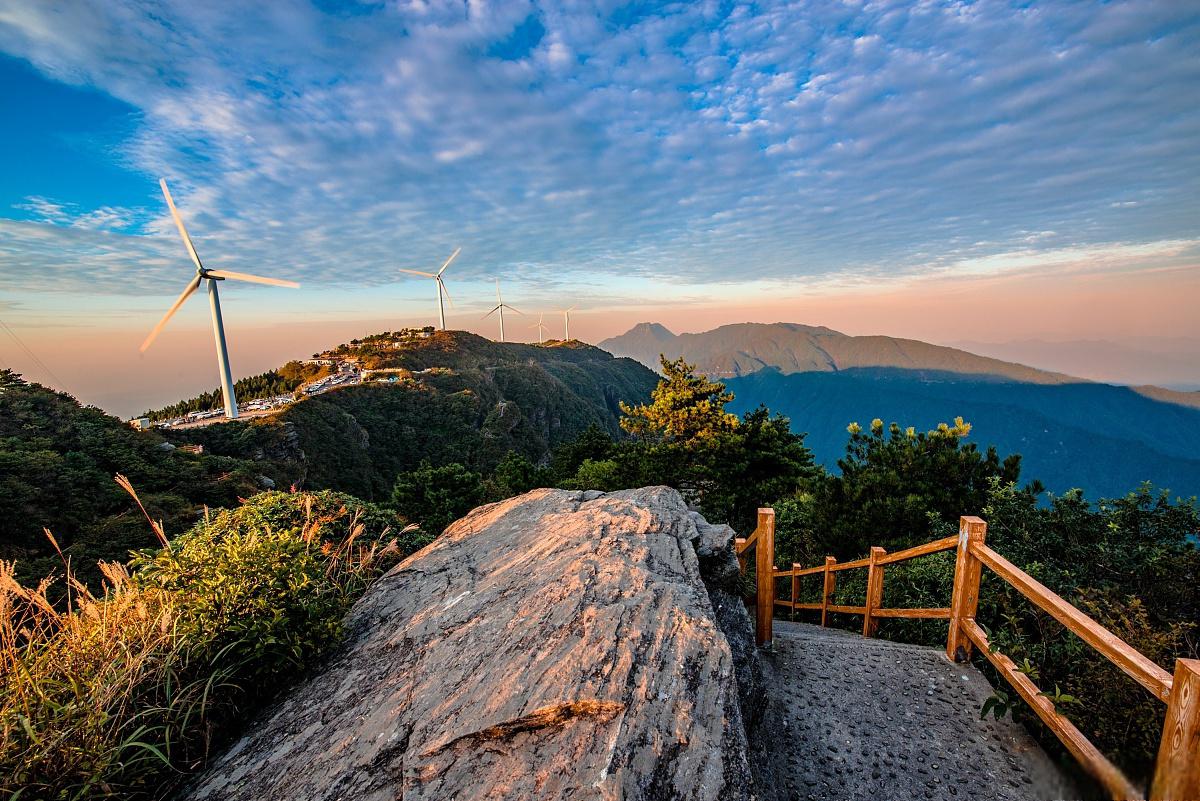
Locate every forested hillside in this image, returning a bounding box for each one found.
[725,367,1200,499]
[0,370,284,586]
[166,331,659,500]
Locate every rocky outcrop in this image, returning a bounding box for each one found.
[183,486,764,801]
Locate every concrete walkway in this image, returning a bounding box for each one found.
[758,621,1081,801]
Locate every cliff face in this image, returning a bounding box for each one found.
[182,487,767,801]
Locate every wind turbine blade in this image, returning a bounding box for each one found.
[483,305,500,319]
[439,279,454,309]
[160,178,204,272]
[507,305,525,315]
[207,269,300,288]
[495,279,502,303]
[399,269,436,278]
[567,306,577,312]
[140,275,201,352]
[437,247,461,276]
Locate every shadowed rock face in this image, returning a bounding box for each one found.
[182,487,761,801]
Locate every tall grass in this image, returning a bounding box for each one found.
[1,484,417,800]
[0,559,223,799]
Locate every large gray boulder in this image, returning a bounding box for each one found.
[183,486,763,801]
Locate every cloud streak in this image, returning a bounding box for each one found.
[0,0,1196,301]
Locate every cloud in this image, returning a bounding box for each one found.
[0,0,1196,298]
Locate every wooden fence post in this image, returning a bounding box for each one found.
[946,516,987,662]
[862,546,886,638]
[790,563,799,621]
[820,556,837,628]
[1150,658,1200,801]
[754,508,775,647]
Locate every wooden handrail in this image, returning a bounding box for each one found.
[963,619,1139,801]
[777,516,1197,800]
[969,541,1173,702]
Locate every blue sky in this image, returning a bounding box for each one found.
[0,1,1198,413]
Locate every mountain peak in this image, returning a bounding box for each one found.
[626,322,676,340]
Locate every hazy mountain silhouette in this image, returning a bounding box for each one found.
[601,323,1200,498]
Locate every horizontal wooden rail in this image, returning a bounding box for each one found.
[828,556,871,572]
[970,542,1173,703]
[877,535,957,564]
[963,620,1139,801]
[873,607,950,619]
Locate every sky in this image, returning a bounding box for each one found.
[0,0,1198,416]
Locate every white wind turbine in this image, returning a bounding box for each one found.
[140,178,300,419]
[400,248,460,330]
[530,313,550,344]
[559,306,577,341]
[482,279,523,342]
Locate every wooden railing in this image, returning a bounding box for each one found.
[738,511,1199,801]
[733,508,775,646]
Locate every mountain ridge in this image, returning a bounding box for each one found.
[601,322,1200,409]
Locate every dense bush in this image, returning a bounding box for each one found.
[390,461,486,535]
[1,489,417,800]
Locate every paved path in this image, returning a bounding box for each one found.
[758,621,1081,801]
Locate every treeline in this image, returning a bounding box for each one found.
[142,361,330,420]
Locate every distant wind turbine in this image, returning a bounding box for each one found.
[140,178,300,419]
[559,306,577,341]
[482,279,523,342]
[400,248,460,330]
[530,313,550,344]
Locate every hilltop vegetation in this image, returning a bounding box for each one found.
[171,330,658,500]
[0,370,287,587]
[141,360,332,420]
[2,490,418,800]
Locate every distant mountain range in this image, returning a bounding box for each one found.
[600,322,1200,499]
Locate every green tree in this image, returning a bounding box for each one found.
[810,417,1033,555]
[389,461,484,534]
[487,451,553,499]
[619,356,738,442]
[613,362,818,530]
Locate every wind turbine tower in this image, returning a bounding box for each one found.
[530,313,550,344]
[483,279,523,342]
[559,306,577,341]
[400,248,460,330]
[141,178,300,419]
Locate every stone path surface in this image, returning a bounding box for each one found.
[758,621,1081,801]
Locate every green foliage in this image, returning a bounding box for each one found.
[974,479,1199,779]
[807,416,1034,556]
[568,458,626,493]
[485,452,554,500]
[132,491,414,693]
[390,461,485,535]
[0,371,283,590]
[2,489,413,800]
[620,355,738,442]
[607,361,818,530]
[142,361,330,421]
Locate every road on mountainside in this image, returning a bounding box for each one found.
[755,622,1081,801]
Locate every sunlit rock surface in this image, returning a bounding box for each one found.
[183,486,761,801]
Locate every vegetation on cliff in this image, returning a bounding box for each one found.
[0,370,285,589]
[141,361,332,420]
[1,490,417,800]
